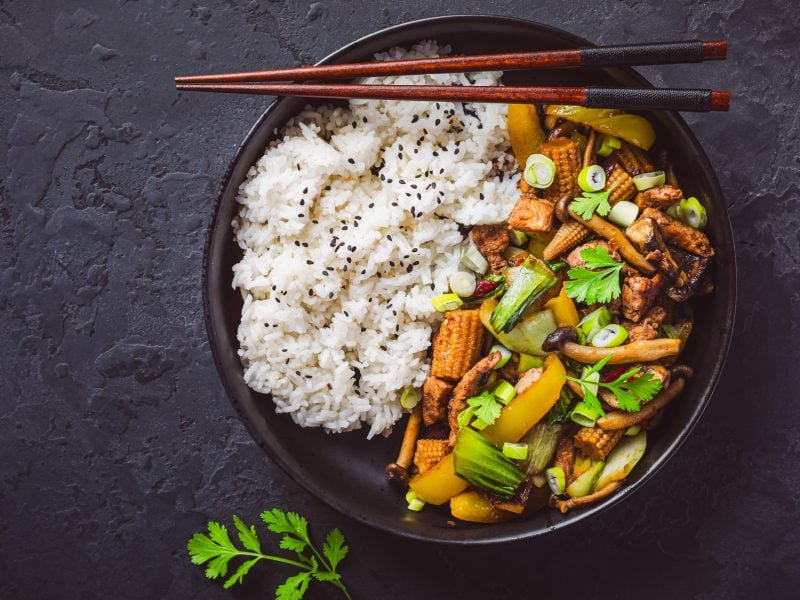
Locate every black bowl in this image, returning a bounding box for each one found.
[203,15,736,544]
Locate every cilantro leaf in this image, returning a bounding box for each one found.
[564,357,663,413]
[565,247,624,304]
[466,391,502,426]
[569,188,613,220]
[188,510,351,599]
[276,572,311,600]
[323,529,348,571]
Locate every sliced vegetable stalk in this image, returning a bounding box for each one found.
[431,293,463,312]
[460,237,489,274]
[453,427,526,500]
[594,431,646,490]
[545,466,566,495]
[591,323,629,348]
[480,299,558,356]
[490,257,557,333]
[633,170,665,191]
[502,442,529,460]
[521,423,562,475]
[566,460,605,498]
[524,154,557,189]
[490,344,512,370]
[608,200,639,227]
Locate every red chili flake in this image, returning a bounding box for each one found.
[474,279,499,296]
[602,366,628,383]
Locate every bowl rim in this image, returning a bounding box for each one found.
[202,14,736,544]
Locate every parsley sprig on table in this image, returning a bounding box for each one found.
[566,354,663,414]
[187,508,351,600]
[565,246,625,304]
[569,188,613,220]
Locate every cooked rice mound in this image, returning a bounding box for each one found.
[232,41,518,437]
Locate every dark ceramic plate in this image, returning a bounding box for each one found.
[203,15,736,544]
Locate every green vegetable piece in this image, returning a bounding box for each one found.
[187,508,351,599]
[460,239,490,274]
[521,423,562,475]
[490,257,557,333]
[431,293,463,313]
[493,379,517,405]
[590,323,629,348]
[569,188,613,220]
[596,134,622,157]
[524,153,557,188]
[632,170,665,191]
[594,431,647,490]
[566,461,605,498]
[518,353,545,374]
[608,200,639,227]
[508,229,529,247]
[565,247,625,305]
[453,427,527,499]
[502,442,529,460]
[565,355,663,413]
[578,306,612,343]
[625,425,642,436]
[490,344,512,370]
[578,165,607,192]
[400,386,421,410]
[405,490,426,512]
[569,400,602,428]
[675,196,708,229]
[545,466,566,495]
[544,388,575,424]
[466,390,502,427]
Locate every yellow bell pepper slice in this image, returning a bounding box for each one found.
[450,491,513,523]
[545,105,655,150]
[409,355,566,504]
[507,103,546,168]
[481,354,566,444]
[544,284,580,327]
[408,454,468,506]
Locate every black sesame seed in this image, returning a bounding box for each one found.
[306,260,314,265]
[406,264,414,273]
[297,213,304,218]
[411,114,419,123]
[299,199,305,206]
[302,242,308,247]
[308,289,314,296]
[387,235,393,241]
[479,193,485,200]
[435,118,441,125]
[328,292,334,299]
[322,270,329,276]
[294,240,300,246]
[303,187,308,194]
[368,202,374,208]
[348,158,355,164]
[454,148,460,155]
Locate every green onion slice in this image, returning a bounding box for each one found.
[591,323,629,348]
[508,229,529,247]
[460,238,490,274]
[431,293,463,313]
[608,200,639,227]
[570,400,602,428]
[502,442,529,461]
[490,344,512,370]
[578,306,612,343]
[596,135,622,157]
[632,170,666,191]
[493,379,517,405]
[400,386,421,410]
[676,196,708,229]
[405,490,426,511]
[523,154,557,189]
[449,271,477,298]
[545,466,566,495]
[578,165,607,192]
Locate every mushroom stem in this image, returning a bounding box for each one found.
[561,338,681,364]
[597,378,685,430]
[384,404,423,491]
[549,481,622,513]
[582,129,597,169]
[568,209,656,275]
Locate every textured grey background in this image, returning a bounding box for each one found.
[1,1,799,599]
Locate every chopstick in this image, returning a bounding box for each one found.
[175,82,731,112]
[175,40,726,84]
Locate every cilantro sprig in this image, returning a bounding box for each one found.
[188,508,351,600]
[565,354,663,414]
[569,187,614,220]
[458,390,503,428]
[564,246,625,304]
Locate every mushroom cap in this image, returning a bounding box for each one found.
[384,462,409,491]
[542,326,579,352]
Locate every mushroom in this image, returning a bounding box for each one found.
[384,403,423,491]
[668,364,694,380]
[568,210,656,275]
[582,129,597,169]
[554,193,573,224]
[549,481,622,513]
[624,217,682,282]
[542,327,681,364]
[597,378,686,430]
[600,364,670,409]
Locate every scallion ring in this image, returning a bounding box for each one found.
[449,271,477,297]
[577,165,607,192]
[570,401,602,428]
[431,293,463,313]
[596,135,622,158]
[632,170,666,191]
[676,196,708,229]
[608,200,640,227]
[523,154,556,189]
[545,466,566,495]
[590,323,629,348]
[405,490,426,511]
[399,386,421,410]
[578,306,612,343]
[490,344,512,370]
[502,442,529,461]
[493,379,517,405]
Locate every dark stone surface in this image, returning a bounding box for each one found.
[1,1,798,599]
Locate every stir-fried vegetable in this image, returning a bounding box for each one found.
[544,285,580,327]
[524,153,557,189]
[608,200,639,227]
[480,299,559,356]
[450,490,512,523]
[570,400,602,427]
[489,344,512,370]
[453,427,526,499]
[596,134,621,157]
[490,257,557,333]
[590,323,629,348]
[577,165,607,192]
[507,103,546,167]
[493,380,517,405]
[594,431,647,491]
[545,105,656,150]
[448,271,477,297]
[566,460,605,498]
[565,247,625,304]
[545,467,566,495]
[521,423,561,475]
[578,306,612,343]
[632,170,666,191]
[502,442,529,460]
[670,196,708,229]
[565,354,663,414]
[431,293,463,312]
[399,386,421,409]
[569,188,613,220]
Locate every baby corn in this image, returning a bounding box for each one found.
[574,426,625,461]
[431,309,484,381]
[607,164,637,205]
[616,143,655,176]
[413,438,450,474]
[543,221,591,261]
[540,138,581,202]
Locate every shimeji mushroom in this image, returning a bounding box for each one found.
[542,326,681,364]
[384,404,423,491]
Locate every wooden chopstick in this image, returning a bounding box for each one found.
[175,40,726,84]
[175,82,731,112]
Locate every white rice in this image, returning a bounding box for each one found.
[232,41,518,438]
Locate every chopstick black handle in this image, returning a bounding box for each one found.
[580,40,710,67]
[586,87,730,112]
